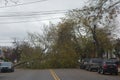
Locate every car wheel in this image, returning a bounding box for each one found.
[110,73,112,75]
[97,69,100,73]
[85,66,88,70]
[1,69,4,73]
[10,69,13,72]
[12,69,14,72]
[80,66,82,69]
[115,72,118,75]
[101,69,105,74]
[88,67,92,71]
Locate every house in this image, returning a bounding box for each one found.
[0,48,4,58]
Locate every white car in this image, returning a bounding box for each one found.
[0,62,14,72]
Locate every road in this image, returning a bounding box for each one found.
[0,69,119,80]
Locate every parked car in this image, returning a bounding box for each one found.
[80,58,90,69]
[97,60,118,75]
[85,58,103,71]
[0,62,14,72]
[109,58,119,66]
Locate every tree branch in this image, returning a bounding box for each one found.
[108,1,120,9]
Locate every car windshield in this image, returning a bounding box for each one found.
[106,61,115,64]
[84,58,89,62]
[92,59,102,63]
[0,62,11,67]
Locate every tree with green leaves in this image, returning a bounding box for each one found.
[114,39,120,59]
[66,0,120,58]
[13,0,120,68]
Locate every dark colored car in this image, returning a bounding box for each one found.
[0,62,14,72]
[97,60,118,75]
[109,58,119,66]
[86,58,103,71]
[80,58,90,69]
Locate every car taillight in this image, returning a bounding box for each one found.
[103,64,107,69]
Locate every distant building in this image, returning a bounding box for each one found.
[0,46,12,59]
[0,48,4,58]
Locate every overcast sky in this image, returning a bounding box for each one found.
[0,0,119,46]
[0,0,88,46]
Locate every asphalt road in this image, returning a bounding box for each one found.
[0,69,119,80]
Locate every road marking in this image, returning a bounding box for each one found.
[49,69,60,80]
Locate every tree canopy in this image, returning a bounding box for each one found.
[9,0,120,68]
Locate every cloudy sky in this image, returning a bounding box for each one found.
[0,0,119,46]
[0,0,88,46]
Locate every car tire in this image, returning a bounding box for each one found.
[85,66,88,71]
[88,67,92,71]
[97,69,100,74]
[12,69,14,72]
[101,69,105,74]
[1,69,4,73]
[115,72,118,75]
[80,66,82,69]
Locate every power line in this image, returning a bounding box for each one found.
[0,10,67,20]
[0,0,48,8]
[0,10,66,24]
[0,17,63,24]
[0,39,28,42]
[0,9,68,13]
[0,42,13,43]
[0,11,66,18]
